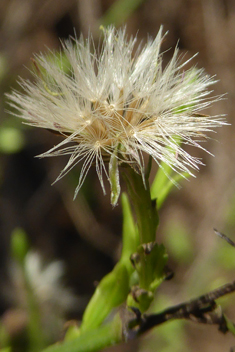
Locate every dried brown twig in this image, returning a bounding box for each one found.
[127,229,235,337]
[128,280,235,338]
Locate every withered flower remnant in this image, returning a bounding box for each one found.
[7,26,224,204]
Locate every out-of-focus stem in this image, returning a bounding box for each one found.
[23,266,45,352]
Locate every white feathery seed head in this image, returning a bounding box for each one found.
[7,26,224,205]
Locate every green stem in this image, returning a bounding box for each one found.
[123,167,159,244]
[122,167,159,291]
[23,266,45,352]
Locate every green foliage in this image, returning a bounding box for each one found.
[32,51,71,77]
[120,193,139,268]
[45,52,71,74]
[0,54,8,81]
[124,167,159,244]
[79,193,139,333]
[127,243,168,311]
[0,348,11,352]
[223,192,235,228]
[99,0,145,27]
[0,322,10,351]
[42,316,122,352]
[141,319,187,352]
[215,244,235,270]
[224,315,235,336]
[0,127,25,154]
[163,220,194,264]
[109,146,121,206]
[80,261,129,333]
[151,162,173,203]
[64,324,80,341]
[11,227,29,264]
[154,172,189,209]
[151,158,190,210]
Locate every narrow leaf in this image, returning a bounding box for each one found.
[109,148,121,206]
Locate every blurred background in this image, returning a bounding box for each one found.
[0,0,235,351]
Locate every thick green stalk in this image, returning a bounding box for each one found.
[123,167,160,292]
[123,167,159,245]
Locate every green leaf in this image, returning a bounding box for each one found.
[156,172,190,209]
[214,243,235,271]
[120,193,139,266]
[127,288,154,312]
[11,227,29,264]
[150,137,190,209]
[128,243,168,311]
[224,315,235,336]
[80,261,129,333]
[149,244,168,291]
[42,316,122,352]
[164,220,194,264]
[0,127,25,154]
[64,324,81,341]
[99,0,145,27]
[109,147,121,206]
[151,162,173,202]
[78,192,139,335]
[132,243,168,291]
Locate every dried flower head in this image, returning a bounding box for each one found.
[7,26,223,204]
